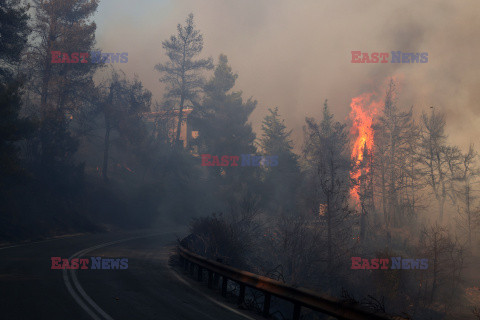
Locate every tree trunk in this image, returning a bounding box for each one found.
[431,245,438,303]
[359,168,367,241]
[102,124,110,183]
[438,198,445,223]
[39,26,54,166]
[467,184,472,244]
[327,158,335,289]
[40,27,53,111]
[175,96,185,148]
[175,49,187,148]
[326,198,332,288]
[360,205,366,241]
[381,165,388,229]
[102,86,113,182]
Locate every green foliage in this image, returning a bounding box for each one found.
[259,107,301,215]
[0,0,30,81]
[107,70,152,153]
[0,80,34,181]
[259,107,294,154]
[155,13,213,103]
[302,100,351,215]
[0,0,33,181]
[190,54,260,212]
[192,54,256,157]
[204,54,237,99]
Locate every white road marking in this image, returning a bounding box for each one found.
[64,233,256,320]
[64,234,164,320]
[63,266,102,320]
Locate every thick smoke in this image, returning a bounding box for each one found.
[95,0,480,151]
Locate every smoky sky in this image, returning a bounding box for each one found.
[94,0,480,151]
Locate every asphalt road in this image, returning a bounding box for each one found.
[0,228,254,320]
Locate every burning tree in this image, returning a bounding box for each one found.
[349,79,419,238]
[349,89,382,240]
[356,144,374,241]
[349,92,381,202]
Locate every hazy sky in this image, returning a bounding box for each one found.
[93,0,480,151]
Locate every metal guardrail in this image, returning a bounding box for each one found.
[178,245,407,320]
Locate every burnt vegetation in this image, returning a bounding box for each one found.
[1,1,479,319]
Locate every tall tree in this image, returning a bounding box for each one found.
[0,0,32,181]
[418,109,460,222]
[454,145,480,245]
[0,0,30,82]
[192,54,257,167]
[356,141,374,241]
[155,13,213,147]
[191,54,258,212]
[302,100,352,290]
[29,0,99,111]
[258,107,300,215]
[100,69,151,182]
[373,80,416,229]
[24,0,100,175]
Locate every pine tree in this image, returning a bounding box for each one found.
[192,54,256,161]
[191,54,258,213]
[24,0,100,177]
[0,0,33,181]
[417,108,459,222]
[0,0,30,82]
[100,70,152,182]
[302,100,352,290]
[259,107,300,215]
[155,13,213,147]
[373,80,417,229]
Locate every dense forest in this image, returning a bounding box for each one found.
[1,1,479,319]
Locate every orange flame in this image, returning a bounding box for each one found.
[349,92,383,201]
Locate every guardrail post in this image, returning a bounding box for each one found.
[197,266,203,281]
[189,262,194,276]
[238,284,245,305]
[208,271,213,289]
[222,277,228,297]
[213,273,219,287]
[263,293,271,317]
[293,303,301,320]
